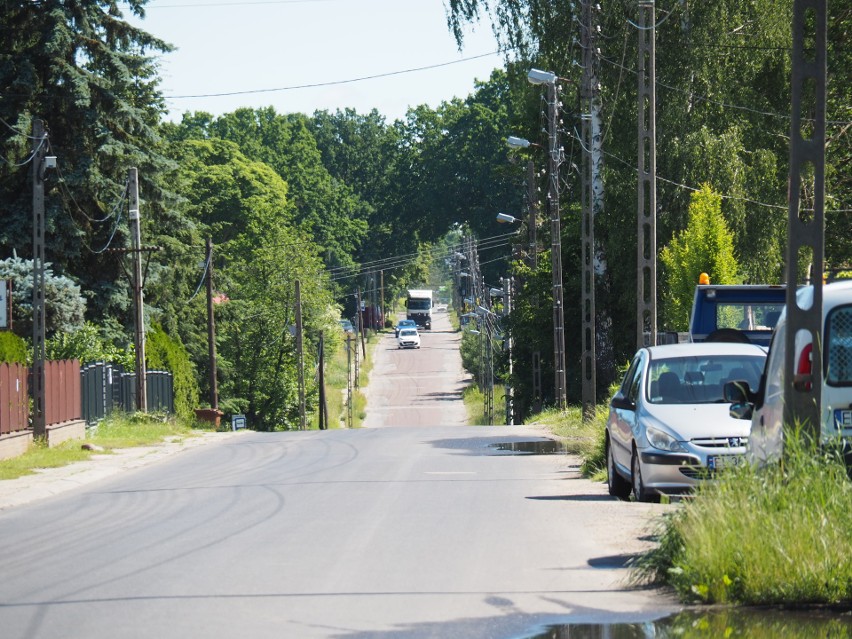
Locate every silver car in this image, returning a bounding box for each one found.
[606,342,767,502]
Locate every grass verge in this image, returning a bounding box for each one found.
[524,404,608,478]
[632,434,852,606]
[0,413,199,481]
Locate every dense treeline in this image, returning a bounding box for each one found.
[0,1,849,427]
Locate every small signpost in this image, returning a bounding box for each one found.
[231,414,246,431]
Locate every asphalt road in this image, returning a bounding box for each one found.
[0,311,678,639]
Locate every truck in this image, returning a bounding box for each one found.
[406,289,433,330]
[689,284,787,347]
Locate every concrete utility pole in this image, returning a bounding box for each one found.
[636,1,658,349]
[531,69,567,409]
[580,0,599,421]
[205,237,219,411]
[784,0,826,440]
[129,168,147,412]
[526,160,538,269]
[503,277,514,425]
[31,119,47,438]
[525,159,542,414]
[295,279,306,430]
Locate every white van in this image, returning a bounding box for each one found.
[727,280,852,462]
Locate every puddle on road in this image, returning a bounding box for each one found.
[519,608,852,638]
[487,440,566,455]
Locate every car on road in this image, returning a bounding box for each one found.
[606,342,767,502]
[397,328,421,349]
[726,279,852,464]
[395,319,417,337]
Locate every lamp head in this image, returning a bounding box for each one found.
[527,68,557,85]
[496,212,517,224]
[506,136,531,149]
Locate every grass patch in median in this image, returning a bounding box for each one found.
[0,413,198,481]
[633,433,852,606]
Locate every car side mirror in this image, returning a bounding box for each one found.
[610,393,635,412]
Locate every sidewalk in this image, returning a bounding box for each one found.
[0,430,246,511]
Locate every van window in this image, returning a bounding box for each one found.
[826,305,852,386]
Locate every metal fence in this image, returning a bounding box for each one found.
[80,363,174,426]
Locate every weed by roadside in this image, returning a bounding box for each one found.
[632,434,852,606]
[527,404,608,478]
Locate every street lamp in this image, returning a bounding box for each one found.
[527,68,557,85]
[507,136,532,149]
[496,212,518,224]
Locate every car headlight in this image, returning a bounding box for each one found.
[646,426,686,453]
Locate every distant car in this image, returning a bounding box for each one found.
[726,280,852,465]
[394,319,417,337]
[606,342,767,502]
[397,328,421,349]
[339,319,355,334]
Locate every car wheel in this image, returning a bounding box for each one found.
[631,447,658,503]
[607,439,632,499]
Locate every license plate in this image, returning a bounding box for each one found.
[707,455,741,471]
[835,409,852,430]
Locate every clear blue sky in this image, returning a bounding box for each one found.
[127,0,504,122]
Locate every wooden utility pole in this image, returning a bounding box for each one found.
[205,237,219,410]
[295,279,306,431]
[129,168,147,411]
[637,1,657,349]
[31,119,47,437]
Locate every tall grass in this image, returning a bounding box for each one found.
[633,433,852,605]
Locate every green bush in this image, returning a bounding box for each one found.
[146,324,200,420]
[0,331,28,364]
[45,321,134,369]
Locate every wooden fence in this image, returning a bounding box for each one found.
[0,362,28,436]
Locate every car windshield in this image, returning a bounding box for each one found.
[647,354,765,405]
[398,320,415,327]
[408,299,431,310]
[716,303,783,330]
[400,329,418,337]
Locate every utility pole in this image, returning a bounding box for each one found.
[345,334,354,428]
[637,1,657,349]
[295,279,306,431]
[129,168,147,412]
[205,237,219,411]
[380,270,385,330]
[533,70,567,409]
[31,119,47,438]
[318,331,327,430]
[503,277,514,425]
[526,159,538,269]
[784,0,826,440]
[580,0,599,420]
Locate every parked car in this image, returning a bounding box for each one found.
[397,328,421,349]
[726,280,852,464]
[607,342,767,502]
[339,319,355,334]
[394,319,417,337]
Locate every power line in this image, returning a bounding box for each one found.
[165,51,501,99]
